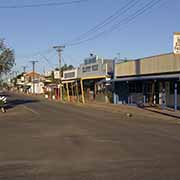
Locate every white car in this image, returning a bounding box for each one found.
[0,96,7,103]
[0,96,7,113]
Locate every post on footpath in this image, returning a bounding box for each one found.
[71,82,74,99]
[76,80,79,103]
[112,59,116,104]
[80,78,85,104]
[174,81,177,111]
[162,82,166,110]
[66,82,70,102]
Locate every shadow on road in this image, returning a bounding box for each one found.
[6,99,39,109]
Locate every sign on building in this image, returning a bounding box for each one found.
[21,76,25,82]
[17,79,22,84]
[54,71,60,79]
[174,32,180,54]
[45,71,52,77]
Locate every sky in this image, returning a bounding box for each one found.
[0,0,180,74]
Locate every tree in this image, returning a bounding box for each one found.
[0,39,15,74]
[55,64,74,76]
[55,64,74,72]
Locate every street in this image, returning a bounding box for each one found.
[0,92,180,179]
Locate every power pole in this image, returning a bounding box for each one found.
[53,45,65,101]
[117,52,121,61]
[29,61,38,94]
[22,66,28,73]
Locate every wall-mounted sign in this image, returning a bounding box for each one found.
[54,71,60,79]
[17,79,22,84]
[21,76,25,82]
[45,71,52,77]
[174,32,180,54]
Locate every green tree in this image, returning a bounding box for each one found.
[0,39,15,74]
[55,64,74,72]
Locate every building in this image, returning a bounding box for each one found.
[62,68,78,81]
[60,54,113,103]
[79,54,113,78]
[113,33,180,110]
[78,54,113,102]
[24,72,44,94]
[62,68,79,102]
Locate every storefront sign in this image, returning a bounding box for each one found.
[54,71,60,79]
[174,33,180,54]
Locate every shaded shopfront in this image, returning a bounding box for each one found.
[113,74,180,110]
[114,52,180,110]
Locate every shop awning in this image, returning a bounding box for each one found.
[113,73,180,82]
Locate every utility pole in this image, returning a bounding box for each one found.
[22,66,28,73]
[53,45,65,101]
[29,61,38,94]
[117,52,121,61]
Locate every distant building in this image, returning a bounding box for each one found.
[79,54,113,79]
[62,68,78,81]
[60,54,113,103]
[24,72,44,94]
[78,54,113,102]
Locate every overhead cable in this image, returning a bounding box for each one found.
[66,0,164,46]
[0,0,88,9]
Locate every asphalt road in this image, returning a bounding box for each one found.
[0,92,180,180]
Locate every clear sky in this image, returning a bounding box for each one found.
[0,0,180,73]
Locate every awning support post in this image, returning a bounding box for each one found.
[80,79,85,104]
[174,82,178,111]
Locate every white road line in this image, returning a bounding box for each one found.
[22,105,40,116]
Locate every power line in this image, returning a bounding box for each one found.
[37,51,57,69]
[18,48,53,60]
[0,0,88,9]
[105,0,164,36]
[63,53,77,64]
[67,0,163,46]
[22,65,28,73]
[66,0,164,46]
[13,0,166,64]
[61,56,66,65]
[65,0,141,45]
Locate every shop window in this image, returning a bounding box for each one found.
[129,83,136,93]
[64,72,75,79]
[82,67,86,73]
[84,57,96,65]
[136,82,142,93]
[92,64,98,71]
[129,82,142,93]
[86,66,91,72]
